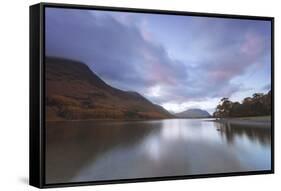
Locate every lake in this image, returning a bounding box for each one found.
[46,119,271,184]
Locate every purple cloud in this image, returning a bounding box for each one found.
[45,8,271,108]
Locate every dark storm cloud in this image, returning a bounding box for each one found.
[46,8,271,106]
[45,8,187,95]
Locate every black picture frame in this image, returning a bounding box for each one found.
[30,2,274,188]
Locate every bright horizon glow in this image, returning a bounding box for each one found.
[162,98,220,114]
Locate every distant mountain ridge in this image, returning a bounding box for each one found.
[46,57,172,121]
[175,108,211,118]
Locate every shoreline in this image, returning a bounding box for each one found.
[46,118,174,123]
[210,116,271,128]
[46,116,272,128]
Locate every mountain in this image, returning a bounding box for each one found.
[175,109,211,118]
[46,57,172,121]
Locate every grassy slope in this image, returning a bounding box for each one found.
[46,57,173,121]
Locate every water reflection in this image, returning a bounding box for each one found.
[46,119,271,184]
[215,121,271,145]
[46,120,159,183]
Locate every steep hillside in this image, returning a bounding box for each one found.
[45,57,172,121]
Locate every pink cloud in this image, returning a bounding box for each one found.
[241,32,263,57]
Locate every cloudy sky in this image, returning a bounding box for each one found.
[45,8,271,114]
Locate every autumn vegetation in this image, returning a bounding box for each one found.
[46,57,172,121]
[213,90,271,118]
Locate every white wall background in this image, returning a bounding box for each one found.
[0,0,279,190]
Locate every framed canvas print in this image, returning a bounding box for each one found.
[29,2,274,188]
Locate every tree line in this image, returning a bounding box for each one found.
[213,90,271,118]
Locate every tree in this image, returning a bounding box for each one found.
[213,90,271,118]
[213,97,233,117]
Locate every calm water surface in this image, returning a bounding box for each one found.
[46,119,271,183]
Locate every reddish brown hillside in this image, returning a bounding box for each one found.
[45,57,172,121]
